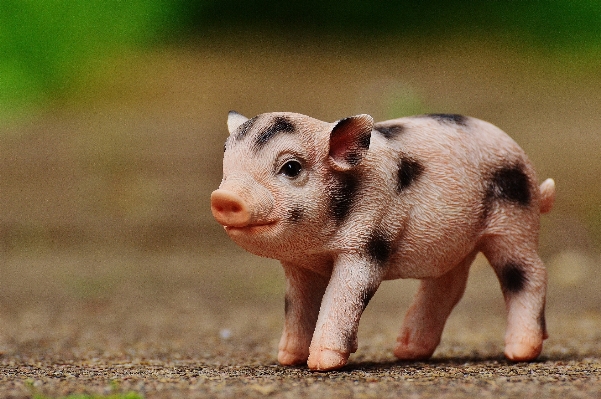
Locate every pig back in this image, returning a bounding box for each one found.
[350,115,534,280]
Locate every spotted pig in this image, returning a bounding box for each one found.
[211,111,556,371]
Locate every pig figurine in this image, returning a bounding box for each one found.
[211,111,555,371]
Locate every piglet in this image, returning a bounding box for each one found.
[211,111,555,371]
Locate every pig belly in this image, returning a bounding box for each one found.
[382,203,482,280]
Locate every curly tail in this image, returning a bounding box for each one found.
[539,178,556,214]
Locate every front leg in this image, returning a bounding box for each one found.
[307,253,384,371]
[278,261,330,366]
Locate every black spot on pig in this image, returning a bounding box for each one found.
[397,156,424,192]
[500,263,528,294]
[360,287,378,311]
[359,130,371,150]
[329,172,358,224]
[287,207,304,223]
[374,124,405,139]
[426,113,468,126]
[367,230,393,265]
[235,116,259,140]
[254,117,295,150]
[486,164,532,207]
[344,151,363,168]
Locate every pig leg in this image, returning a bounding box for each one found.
[394,251,476,360]
[278,262,329,366]
[482,238,547,361]
[307,254,385,371]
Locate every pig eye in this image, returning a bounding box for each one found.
[279,160,303,178]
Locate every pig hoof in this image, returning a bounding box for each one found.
[393,342,436,361]
[307,349,349,371]
[504,341,543,362]
[278,349,309,366]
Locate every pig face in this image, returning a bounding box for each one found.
[211,111,373,261]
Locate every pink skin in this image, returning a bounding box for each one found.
[211,111,555,371]
[211,190,252,227]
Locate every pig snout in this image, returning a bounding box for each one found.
[211,184,275,228]
[211,189,252,227]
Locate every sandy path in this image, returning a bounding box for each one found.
[1,249,600,398]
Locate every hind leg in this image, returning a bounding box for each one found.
[394,251,476,360]
[481,238,548,361]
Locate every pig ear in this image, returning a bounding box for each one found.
[328,114,374,171]
[227,110,249,134]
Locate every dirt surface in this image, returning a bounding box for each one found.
[1,38,601,397]
[1,248,600,398]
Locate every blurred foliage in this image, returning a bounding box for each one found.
[2,0,601,121]
[186,0,601,46]
[0,0,180,120]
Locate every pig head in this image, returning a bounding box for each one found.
[211,111,555,371]
[211,111,374,261]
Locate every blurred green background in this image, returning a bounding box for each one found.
[3,1,601,121]
[0,1,600,367]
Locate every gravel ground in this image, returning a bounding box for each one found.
[3,356,601,399]
[1,248,600,398]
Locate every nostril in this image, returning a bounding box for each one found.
[215,201,242,215]
[226,202,242,213]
